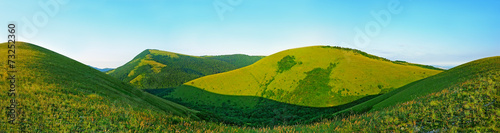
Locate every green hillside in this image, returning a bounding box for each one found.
[337,56,500,115]
[179,46,443,107]
[108,50,263,89]
[0,42,199,132]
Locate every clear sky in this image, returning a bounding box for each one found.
[2,0,499,68]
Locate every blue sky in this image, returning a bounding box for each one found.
[2,0,499,68]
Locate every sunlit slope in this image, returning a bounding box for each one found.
[0,42,198,131]
[186,46,443,107]
[340,56,500,114]
[108,50,263,89]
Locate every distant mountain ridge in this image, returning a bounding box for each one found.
[204,54,266,68]
[89,65,114,72]
[108,49,264,89]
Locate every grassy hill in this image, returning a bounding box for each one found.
[180,45,443,108]
[0,42,199,132]
[108,50,263,89]
[157,45,443,126]
[336,56,500,115]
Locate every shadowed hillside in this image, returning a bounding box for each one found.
[154,85,379,126]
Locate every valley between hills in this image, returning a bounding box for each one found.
[1,42,499,132]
